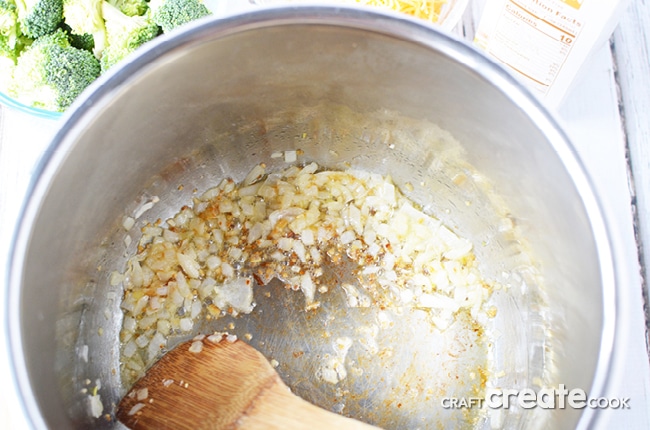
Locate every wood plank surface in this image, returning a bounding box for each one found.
[613,0,650,337]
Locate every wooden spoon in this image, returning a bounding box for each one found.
[117,334,379,429]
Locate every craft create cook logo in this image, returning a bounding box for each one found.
[441,385,631,410]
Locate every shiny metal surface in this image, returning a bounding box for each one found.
[7,6,615,430]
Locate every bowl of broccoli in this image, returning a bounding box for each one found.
[0,0,217,117]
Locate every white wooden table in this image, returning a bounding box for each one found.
[1,0,648,428]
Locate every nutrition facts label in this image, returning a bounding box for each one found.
[476,0,585,95]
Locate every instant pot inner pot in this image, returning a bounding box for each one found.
[13,13,606,430]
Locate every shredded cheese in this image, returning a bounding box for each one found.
[355,0,448,23]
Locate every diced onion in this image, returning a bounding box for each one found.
[116,162,495,386]
[136,388,148,401]
[189,340,203,353]
[89,394,103,418]
[127,402,146,416]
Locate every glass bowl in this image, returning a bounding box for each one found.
[0,90,64,120]
[0,0,232,120]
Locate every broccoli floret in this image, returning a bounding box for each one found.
[67,30,93,51]
[107,0,146,17]
[62,0,105,57]
[58,22,94,52]
[0,0,26,89]
[0,37,17,91]
[0,30,14,57]
[0,0,19,48]
[0,0,17,22]
[8,28,100,111]
[100,1,159,72]
[0,32,30,91]
[149,0,210,34]
[14,0,63,38]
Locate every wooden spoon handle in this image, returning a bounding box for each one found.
[238,375,376,429]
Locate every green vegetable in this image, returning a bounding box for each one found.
[149,0,209,34]
[62,0,105,57]
[0,29,14,58]
[8,28,100,111]
[107,0,146,17]
[100,1,159,72]
[0,0,19,51]
[0,39,17,91]
[0,0,31,91]
[14,0,63,38]
[60,23,95,52]
[1,0,212,113]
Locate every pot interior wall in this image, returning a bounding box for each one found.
[12,12,606,430]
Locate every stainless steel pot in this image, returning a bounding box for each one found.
[7,6,616,430]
